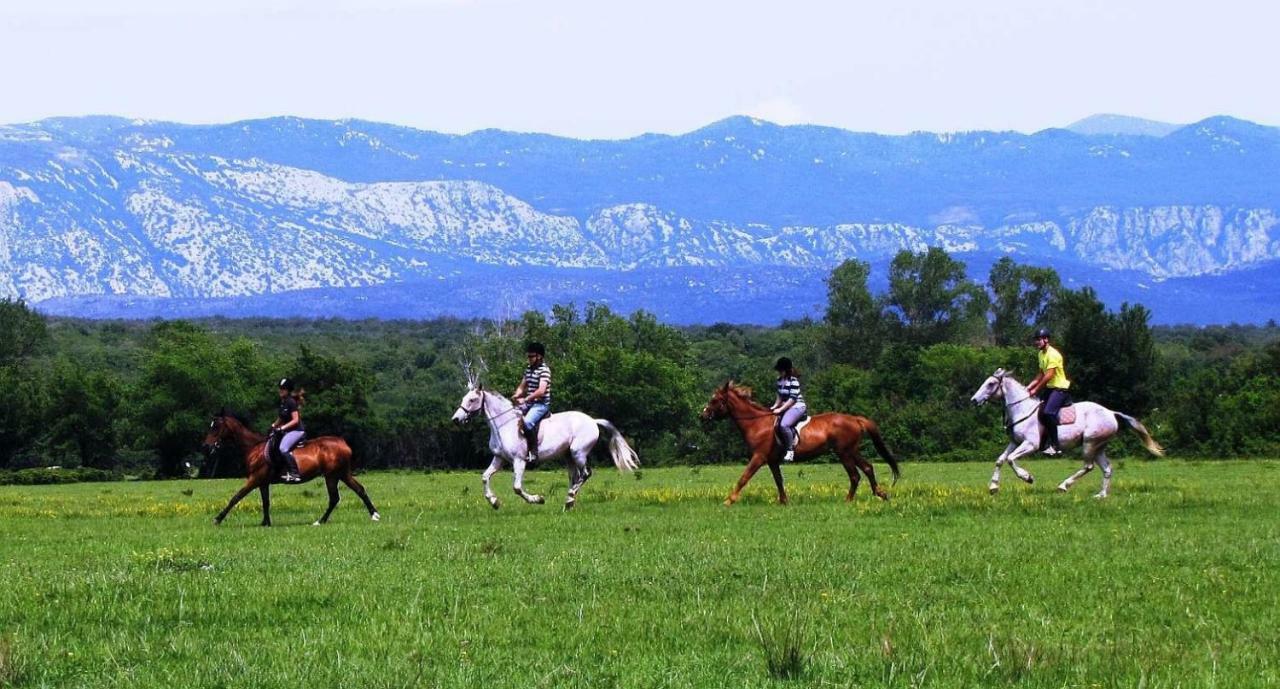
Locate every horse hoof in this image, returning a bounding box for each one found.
[1025,475,1035,485]
[1057,484,1069,493]
[371,512,381,522]
[312,521,322,527]
[564,500,575,512]
[488,498,500,510]
[1093,493,1107,500]
[988,484,999,495]
[532,495,546,505]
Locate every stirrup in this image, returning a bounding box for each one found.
[1041,447,1062,457]
[280,473,302,483]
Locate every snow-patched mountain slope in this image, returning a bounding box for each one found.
[2,115,1280,306]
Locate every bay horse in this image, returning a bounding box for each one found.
[202,411,380,526]
[451,381,640,510]
[970,368,1164,498]
[700,382,900,506]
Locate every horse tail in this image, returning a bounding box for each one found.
[594,419,640,472]
[1114,412,1165,457]
[861,417,901,484]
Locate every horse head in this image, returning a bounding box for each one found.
[203,407,240,454]
[452,383,486,425]
[970,368,1008,406]
[700,382,733,422]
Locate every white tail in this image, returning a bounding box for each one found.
[1115,412,1165,457]
[595,419,640,471]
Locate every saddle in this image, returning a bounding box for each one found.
[774,414,812,446]
[1038,399,1076,425]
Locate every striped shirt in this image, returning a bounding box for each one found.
[777,376,804,404]
[523,363,552,405]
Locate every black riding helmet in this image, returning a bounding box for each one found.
[1033,328,1051,340]
[773,357,793,373]
[278,378,296,391]
[526,341,546,356]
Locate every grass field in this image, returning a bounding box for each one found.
[2,459,1278,688]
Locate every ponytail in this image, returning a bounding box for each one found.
[291,388,306,407]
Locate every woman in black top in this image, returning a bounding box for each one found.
[269,378,306,482]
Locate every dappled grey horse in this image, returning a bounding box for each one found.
[450,374,639,510]
[970,368,1164,498]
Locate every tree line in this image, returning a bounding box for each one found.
[2,249,1278,481]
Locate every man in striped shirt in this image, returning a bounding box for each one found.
[512,341,552,463]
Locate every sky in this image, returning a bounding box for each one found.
[1,0,1275,138]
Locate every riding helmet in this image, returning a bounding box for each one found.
[773,357,793,372]
[526,341,546,356]
[1033,328,1051,340]
[278,378,296,391]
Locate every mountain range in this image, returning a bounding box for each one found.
[2,114,1279,324]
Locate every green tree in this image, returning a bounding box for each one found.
[884,248,989,347]
[135,321,270,477]
[290,345,380,465]
[988,257,1061,346]
[47,360,123,469]
[823,258,883,366]
[0,299,49,467]
[1048,288,1156,414]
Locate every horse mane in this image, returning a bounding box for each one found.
[728,383,755,399]
[218,407,252,428]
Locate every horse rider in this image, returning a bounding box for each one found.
[268,378,305,482]
[769,357,807,462]
[1025,328,1071,456]
[512,342,552,464]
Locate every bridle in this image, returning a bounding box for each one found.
[705,392,779,423]
[990,373,1038,431]
[456,390,523,425]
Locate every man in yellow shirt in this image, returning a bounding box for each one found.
[1026,327,1072,456]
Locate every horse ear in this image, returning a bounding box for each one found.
[218,405,227,417]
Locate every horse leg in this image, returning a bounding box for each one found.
[839,451,861,501]
[314,475,340,526]
[989,441,1016,494]
[340,472,380,521]
[512,455,545,505]
[725,454,768,506]
[564,451,591,511]
[214,479,259,525]
[1093,449,1113,499]
[482,456,503,510]
[1003,439,1038,486]
[258,484,271,527]
[766,460,789,505]
[851,448,889,501]
[1057,442,1096,493]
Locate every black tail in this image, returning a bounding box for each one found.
[863,418,901,484]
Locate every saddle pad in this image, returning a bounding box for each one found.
[795,416,813,437]
[1059,407,1076,425]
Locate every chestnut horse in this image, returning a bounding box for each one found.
[202,411,380,526]
[700,382,900,506]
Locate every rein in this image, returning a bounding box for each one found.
[998,381,1039,431]
[459,390,523,426]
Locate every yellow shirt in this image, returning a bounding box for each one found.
[1038,345,1070,389]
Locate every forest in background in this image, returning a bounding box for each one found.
[2,248,1278,483]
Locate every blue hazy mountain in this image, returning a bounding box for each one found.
[3,114,1279,324]
[1064,114,1183,137]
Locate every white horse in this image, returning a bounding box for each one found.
[970,368,1164,498]
[451,382,639,510]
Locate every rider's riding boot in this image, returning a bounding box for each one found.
[280,451,302,482]
[1042,421,1061,456]
[524,427,538,463]
[782,432,796,462]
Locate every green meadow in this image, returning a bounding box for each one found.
[2,460,1277,688]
